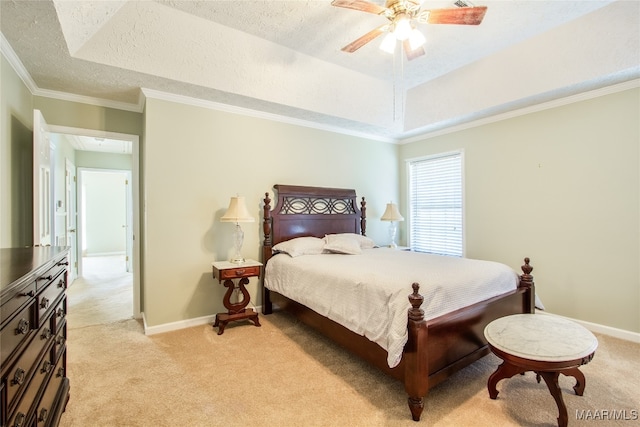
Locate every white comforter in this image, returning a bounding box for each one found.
[264,248,519,368]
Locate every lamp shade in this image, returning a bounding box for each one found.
[380,203,404,222]
[220,196,255,223]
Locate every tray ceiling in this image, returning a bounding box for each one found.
[1,0,638,141]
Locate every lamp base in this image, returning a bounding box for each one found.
[230,223,245,264]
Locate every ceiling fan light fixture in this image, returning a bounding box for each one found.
[408,28,426,50]
[394,15,412,40]
[380,32,396,54]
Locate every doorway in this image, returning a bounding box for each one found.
[35,116,141,320]
[78,169,131,274]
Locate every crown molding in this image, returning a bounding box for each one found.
[2,32,143,113]
[1,32,38,93]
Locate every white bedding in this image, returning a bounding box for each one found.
[265,248,519,368]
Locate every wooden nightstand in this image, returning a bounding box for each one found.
[211,260,262,335]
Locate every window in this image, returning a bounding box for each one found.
[408,151,463,257]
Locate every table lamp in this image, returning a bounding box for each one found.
[220,196,255,264]
[380,202,404,249]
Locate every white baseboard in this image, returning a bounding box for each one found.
[143,313,216,336]
[142,305,263,336]
[537,310,640,344]
[141,307,638,343]
[84,251,126,257]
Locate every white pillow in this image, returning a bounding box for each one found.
[325,233,376,249]
[323,235,362,255]
[272,237,326,257]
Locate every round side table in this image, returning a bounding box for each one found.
[484,314,598,427]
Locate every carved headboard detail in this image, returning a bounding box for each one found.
[262,185,367,263]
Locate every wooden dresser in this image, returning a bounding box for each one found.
[0,247,70,427]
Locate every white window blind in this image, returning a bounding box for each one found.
[408,152,463,257]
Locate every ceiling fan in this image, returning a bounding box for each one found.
[332,0,487,60]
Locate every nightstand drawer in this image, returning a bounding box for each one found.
[219,265,261,280]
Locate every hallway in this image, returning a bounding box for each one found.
[66,255,133,328]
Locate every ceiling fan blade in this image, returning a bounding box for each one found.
[422,6,488,25]
[341,25,387,53]
[331,0,387,15]
[403,40,425,61]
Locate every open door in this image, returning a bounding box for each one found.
[65,159,78,280]
[125,172,133,272]
[33,110,53,246]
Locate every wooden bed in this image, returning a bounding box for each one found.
[260,184,535,421]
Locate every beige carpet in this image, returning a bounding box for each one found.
[60,260,639,427]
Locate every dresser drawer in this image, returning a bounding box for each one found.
[4,319,53,413]
[0,303,35,372]
[6,345,53,427]
[35,258,68,293]
[52,324,66,362]
[51,297,66,334]
[219,265,261,280]
[36,350,66,427]
[35,276,66,328]
[1,283,36,328]
[6,397,33,427]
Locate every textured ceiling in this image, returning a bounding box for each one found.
[1,0,638,141]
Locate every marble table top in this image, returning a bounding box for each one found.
[484,314,598,362]
[212,259,263,270]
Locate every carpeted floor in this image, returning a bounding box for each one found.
[60,258,639,427]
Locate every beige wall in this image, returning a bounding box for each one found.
[399,87,640,333]
[3,50,637,334]
[1,54,34,247]
[142,97,399,326]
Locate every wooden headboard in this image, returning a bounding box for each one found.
[262,185,367,263]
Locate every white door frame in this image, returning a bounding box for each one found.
[77,168,130,268]
[65,159,78,281]
[49,125,141,320]
[33,110,54,246]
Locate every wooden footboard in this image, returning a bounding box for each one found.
[260,185,535,421]
[264,263,534,421]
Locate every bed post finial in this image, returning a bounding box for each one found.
[263,192,272,247]
[360,197,367,236]
[520,257,535,314]
[520,257,533,286]
[408,283,425,321]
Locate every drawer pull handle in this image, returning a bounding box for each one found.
[57,307,65,318]
[38,275,53,281]
[41,328,52,340]
[57,278,65,288]
[19,290,35,297]
[57,261,69,266]
[15,319,29,335]
[41,360,53,374]
[13,412,26,427]
[57,366,65,378]
[38,408,49,423]
[40,297,50,309]
[57,336,66,346]
[235,269,246,275]
[12,367,25,385]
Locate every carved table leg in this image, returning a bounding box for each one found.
[539,371,568,427]
[488,361,526,399]
[562,367,586,396]
[215,277,260,335]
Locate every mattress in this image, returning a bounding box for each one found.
[265,248,519,368]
